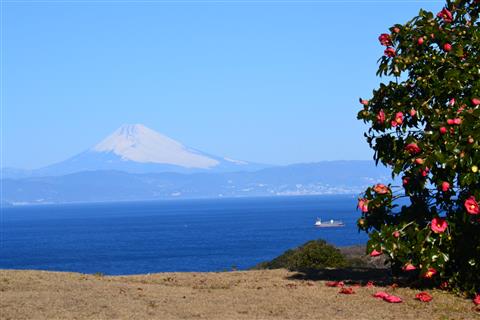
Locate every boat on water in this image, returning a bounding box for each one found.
[314,218,345,228]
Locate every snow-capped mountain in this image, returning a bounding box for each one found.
[12,124,268,177]
[92,124,220,168]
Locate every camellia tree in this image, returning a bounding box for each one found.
[357,0,480,296]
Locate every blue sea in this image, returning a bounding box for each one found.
[1,195,367,275]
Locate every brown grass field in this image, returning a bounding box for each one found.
[1,269,478,320]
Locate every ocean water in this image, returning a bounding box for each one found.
[1,195,368,275]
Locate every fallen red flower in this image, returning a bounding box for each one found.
[365,281,375,288]
[474,294,480,306]
[339,287,355,294]
[373,291,403,303]
[384,295,403,303]
[326,281,344,288]
[373,291,389,299]
[415,292,433,302]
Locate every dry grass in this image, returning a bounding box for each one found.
[0,269,478,320]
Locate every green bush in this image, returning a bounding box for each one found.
[254,239,348,271]
[357,0,480,295]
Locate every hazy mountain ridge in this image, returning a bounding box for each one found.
[2,161,393,205]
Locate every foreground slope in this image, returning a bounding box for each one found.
[0,269,475,320]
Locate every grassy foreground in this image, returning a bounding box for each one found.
[1,269,478,320]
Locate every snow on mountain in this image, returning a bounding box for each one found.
[4,124,268,178]
[92,124,219,168]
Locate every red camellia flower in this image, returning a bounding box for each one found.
[365,281,375,288]
[415,158,424,165]
[474,294,480,305]
[440,126,447,134]
[409,109,417,117]
[376,109,386,124]
[421,167,430,177]
[370,249,382,257]
[415,292,433,302]
[378,33,392,46]
[472,98,480,106]
[359,98,369,106]
[358,199,369,213]
[417,37,424,45]
[443,43,452,52]
[393,231,400,238]
[373,183,389,194]
[439,281,449,290]
[437,8,453,23]
[394,112,403,124]
[326,281,344,287]
[384,295,403,303]
[373,291,402,303]
[384,47,396,57]
[446,118,462,125]
[373,291,389,299]
[449,98,456,106]
[441,181,450,192]
[465,196,480,215]
[403,263,417,271]
[423,267,437,279]
[405,143,421,154]
[339,287,355,294]
[374,292,403,303]
[402,176,410,186]
[431,217,448,233]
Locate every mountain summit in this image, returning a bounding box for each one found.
[13,124,267,177]
[92,124,220,169]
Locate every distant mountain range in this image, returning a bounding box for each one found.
[2,161,393,205]
[1,124,394,205]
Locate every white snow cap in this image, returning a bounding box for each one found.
[93,124,220,168]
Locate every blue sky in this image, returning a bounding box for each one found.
[4,0,442,169]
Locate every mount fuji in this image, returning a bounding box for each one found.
[12,124,268,177]
[2,124,397,205]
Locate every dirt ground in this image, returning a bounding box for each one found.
[0,269,478,320]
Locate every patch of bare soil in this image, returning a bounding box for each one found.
[0,269,477,320]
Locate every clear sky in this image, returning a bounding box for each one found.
[3,0,442,169]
